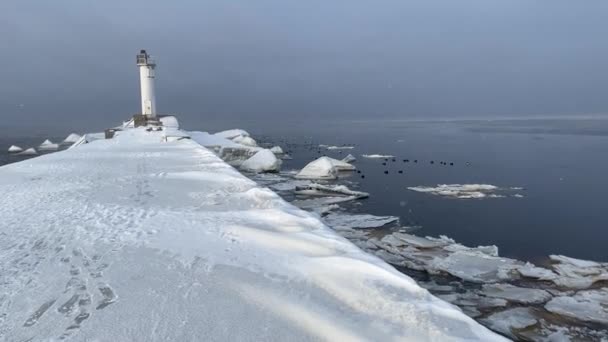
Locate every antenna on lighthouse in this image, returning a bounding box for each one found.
[136,50,157,118]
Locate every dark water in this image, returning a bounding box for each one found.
[4,117,608,262]
[251,117,608,263]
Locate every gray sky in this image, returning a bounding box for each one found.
[2,0,608,133]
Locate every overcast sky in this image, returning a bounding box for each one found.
[2,0,608,133]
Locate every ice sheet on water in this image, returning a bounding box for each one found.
[295,157,355,180]
[480,283,552,304]
[326,145,354,150]
[480,308,539,339]
[294,183,369,198]
[342,154,356,163]
[361,154,395,159]
[17,147,37,155]
[291,196,360,209]
[38,139,59,151]
[323,213,399,230]
[545,288,608,325]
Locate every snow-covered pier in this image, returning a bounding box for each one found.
[0,126,503,341]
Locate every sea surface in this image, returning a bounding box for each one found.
[3,117,608,263]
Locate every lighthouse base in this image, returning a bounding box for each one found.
[132,114,161,128]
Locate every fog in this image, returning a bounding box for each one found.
[1,0,608,134]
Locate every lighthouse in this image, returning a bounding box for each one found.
[136,50,157,118]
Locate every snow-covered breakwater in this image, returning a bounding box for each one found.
[0,126,500,341]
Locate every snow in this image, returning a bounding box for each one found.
[159,115,179,128]
[17,147,37,156]
[0,126,502,341]
[342,154,356,163]
[270,146,284,154]
[480,284,552,304]
[323,213,399,230]
[408,184,505,199]
[362,154,395,159]
[240,149,282,173]
[8,145,23,153]
[62,133,82,144]
[38,139,59,151]
[545,288,608,325]
[481,308,538,338]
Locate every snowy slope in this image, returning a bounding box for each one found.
[0,127,503,341]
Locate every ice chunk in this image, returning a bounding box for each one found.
[362,154,395,159]
[549,254,608,289]
[480,283,552,304]
[213,129,250,140]
[270,146,284,154]
[294,184,369,198]
[323,213,399,230]
[17,147,37,156]
[38,139,59,151]
[429,251,521,283]
[385,233,451,249]
[240,149,282,173]
[7,145,23,153]
[342,154,356,163]
[296,157,338,180]
[515,263,558,281]
[481,308,538,338]
[292,196,360,209]
[233,135,258,147]
[545,288,608,325]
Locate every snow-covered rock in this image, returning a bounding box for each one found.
[480,283,552,304]
[270,146,284,154]
[38,139,59,151]
[295,157,339,179]
[233,135,258,147]
[240,149,281,173]
[62,133,82,144]
[7,145,23,153]
[341,154,356,163]
[295,157,355,180]
[545,288,608,325]
[17,147,37,155]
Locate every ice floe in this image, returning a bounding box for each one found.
[240,149,282,173]
[480,283,552,304]
[7,145,23,153]
[481,308,538,339]
[213,128,250,140]
[38,139,59,151]
[407,184,524,199]
[325,145,354,150]
[295,157,355,180]
[362,154,395,159]
[294,183,369,199]
[233,135,258,147]
[545,288,608,325]
[323,213,399,230]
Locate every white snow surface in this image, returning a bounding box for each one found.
[232,135,258,147]
[270,146,284,154]
[240,149,281,173]
[62,133,82,144]
[8,145,23,153]
[0,127,502,341]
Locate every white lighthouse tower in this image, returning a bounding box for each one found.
[136,50,157,118]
